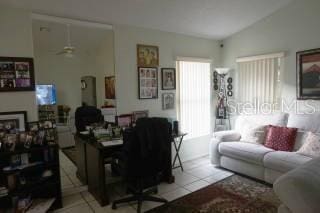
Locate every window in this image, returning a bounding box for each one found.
[236,52,284,109]
[177,59,211,139]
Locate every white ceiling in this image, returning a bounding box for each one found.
[1,0,293,39]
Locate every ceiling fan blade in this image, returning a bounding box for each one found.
[56,50,66,55]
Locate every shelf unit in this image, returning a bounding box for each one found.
[38,105,57,121]
[0,144,62,212]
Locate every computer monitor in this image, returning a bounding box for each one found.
[36,84,57,105]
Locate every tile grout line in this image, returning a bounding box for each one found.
[80,192,95,213]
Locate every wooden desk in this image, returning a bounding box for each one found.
[75,134,174,206]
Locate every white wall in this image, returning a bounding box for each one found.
[114,25,221,161]
[94,33,115,108]
[222,0,320,111]
[34,50,96,113]
[33,29,115,113]
[0,6,38,121]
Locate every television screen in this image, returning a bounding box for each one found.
[36,84,57,105]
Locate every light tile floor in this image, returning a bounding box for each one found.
[55,151,234,213]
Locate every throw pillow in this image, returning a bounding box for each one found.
[297,132,320,158]
[240,125,266,144]
[264,125,298,151]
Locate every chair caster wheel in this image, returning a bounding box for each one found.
[112,204,117,210]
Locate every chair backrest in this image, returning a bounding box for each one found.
[75,106,103,132]
[122,117,172,179]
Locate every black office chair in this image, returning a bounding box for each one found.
[111,117,172,213]
[74,105,104,132]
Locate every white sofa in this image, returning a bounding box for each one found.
[274,157,320,213]
[210,113,318,184]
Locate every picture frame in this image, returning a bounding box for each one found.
[297,48,320,99]
[105,76,116,99]
[0,111,27,132]
[132,110,149,123]
[45,129,56,142]
[37,130,46,145]
[116,114,133,128]
[24,133,33,149]
[138,67,158,99]
[27,122,39,132]
[0,57,35,92]
[162,93,175,110]
[161,68,176,90]
[39,120,56,130]
[137,44,159,67]
[5,134,17,152]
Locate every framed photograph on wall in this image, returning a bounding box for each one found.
[137,44,159,67]
[116,114,133,128]
[0,57,35,92]
[0,111,27,133]
[162,93,175,110]
[105,76,116,99]
[297,48,320,99]
[161,68,176,90]
[138,67,158,99]
[132,110,149,123]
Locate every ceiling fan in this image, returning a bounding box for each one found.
[56,24,75,57]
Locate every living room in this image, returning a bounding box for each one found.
[0,0,319,212]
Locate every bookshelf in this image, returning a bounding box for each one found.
[0,144,62,212]
[38,105,56,122]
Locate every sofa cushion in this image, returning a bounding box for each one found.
[240,124,266,144]
[264,125,298,151]
[234,113,288,133]
[264,151,312,173]
[294,131,308,151]
[287,113,320,132]
[297,132,320,158]
[274,157,320,213]
[219,142,274,165]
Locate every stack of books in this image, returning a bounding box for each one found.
[0,186,8,198]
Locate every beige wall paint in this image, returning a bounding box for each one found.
[113,25,221,161]
[0,6,38,121]
[222,0,320,111]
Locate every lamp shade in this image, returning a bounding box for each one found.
[215,68,230,75]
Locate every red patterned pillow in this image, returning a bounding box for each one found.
[264,125,298,151]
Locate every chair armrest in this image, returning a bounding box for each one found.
[209,130,241,165]
[213,130,241,142]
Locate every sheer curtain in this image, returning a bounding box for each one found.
[177,59,211,139]
[236,53,284,108]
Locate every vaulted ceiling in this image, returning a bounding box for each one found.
[1,0,293,39]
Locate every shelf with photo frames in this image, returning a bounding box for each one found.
[38,105,57,121]
[0,118,61,212]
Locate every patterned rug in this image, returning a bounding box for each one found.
[61,146,77,165]
[147,175,280,213]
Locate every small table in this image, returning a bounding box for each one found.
[172,132,187,171]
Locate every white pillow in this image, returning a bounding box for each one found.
[297,132,320,158]
[240,124,266,144]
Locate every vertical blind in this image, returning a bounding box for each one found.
[177,60,211,139]
[237,54,283,106]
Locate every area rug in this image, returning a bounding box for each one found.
[147,175,280,213]
[61,146,77,165]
